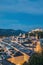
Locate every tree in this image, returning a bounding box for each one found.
[29,52,43,65]
[23,52,43,65]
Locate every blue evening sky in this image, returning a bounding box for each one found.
[0,0,43,31]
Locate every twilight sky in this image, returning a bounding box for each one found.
[0,0,43,31]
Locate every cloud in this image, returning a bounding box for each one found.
[0,0,43,31]
[7,23,43,31]
[0,0,43,14]
[0,18,43,31]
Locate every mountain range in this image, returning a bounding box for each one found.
[0,29,26,36]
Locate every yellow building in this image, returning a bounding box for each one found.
[7,52,24,65]
[34,41,42,53]
[7,51,31,65]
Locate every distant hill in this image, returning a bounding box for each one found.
[0,29,26,36]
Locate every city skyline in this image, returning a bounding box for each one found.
[0,0,43,31]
